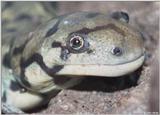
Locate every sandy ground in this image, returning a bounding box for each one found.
[2,2,159,114]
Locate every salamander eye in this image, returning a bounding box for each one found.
[67,34,89,53]
[69,35,84,50]
[111,46,122,56]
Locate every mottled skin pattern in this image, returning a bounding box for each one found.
[2,12,145,112]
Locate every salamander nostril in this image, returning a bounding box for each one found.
[111,47,122,56]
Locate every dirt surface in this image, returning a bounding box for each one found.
[2,1,159,114]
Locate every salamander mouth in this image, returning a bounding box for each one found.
[56,55,145,77]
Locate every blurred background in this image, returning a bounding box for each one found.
[1,1,159,114]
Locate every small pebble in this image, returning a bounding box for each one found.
[61,105,69,110]
[9,69,12,74]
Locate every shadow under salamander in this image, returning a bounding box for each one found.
[70,67,142,92]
